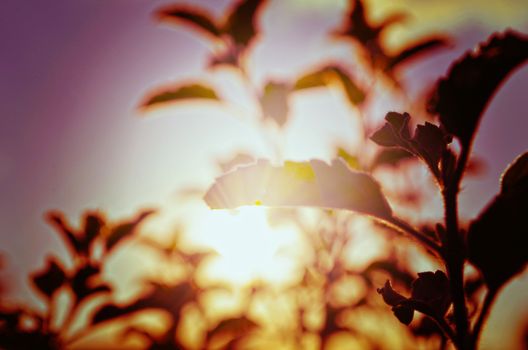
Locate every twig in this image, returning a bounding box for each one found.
[385,216,442,256]
[471,287,498,348]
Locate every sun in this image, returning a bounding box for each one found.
[190,206,301,286]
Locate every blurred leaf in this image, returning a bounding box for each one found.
[337,147,360,170]
[224,0,266,46]
[141,84,219,109]
[411,122,450,167]
[30,257,67,300]
[71,264,111,303]
[106,210,155,252]
[156,6,222,39]
[46,212,82,256]
[259,81,290,126]
[294,65,365,105]
[501,151,528,193]
[204,159,392,219]
[388,37,449,71]
[468,153,528,290]
[82,212,104,253]
[207,316,258,341]
[92,281,195,325]
[371,148,414,169]
[428,30,528,147]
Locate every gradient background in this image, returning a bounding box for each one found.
[1,0,527,348]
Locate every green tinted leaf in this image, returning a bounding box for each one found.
[142,84,219,108]
[501,151,528,194]
[294,65,365,105]
[156,6,221,39]
[259,81,290,126]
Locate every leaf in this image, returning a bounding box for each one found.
[204,158,392,219]
[30,257,67,299]
[207,316,258,341]
[71,264,111,303]
[91,282,195,325]
[377,271,451,326]
[371,112,451,176]
[294,65,365,105]
[223,0,266,46]
[337,147,360,170]
[388,37,448,71]
[105,210,155,252]
[156,6,222,39]
[141,84,219,108]
[468,153,528,290]
[82,212,104,254]
[46,212,82,256]
[428,30,528,147]
[501,151,528,193]
[410,271,451,316]
[259,81,290,126]
[371,148,414,169]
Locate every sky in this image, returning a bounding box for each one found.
[1,0,527,348]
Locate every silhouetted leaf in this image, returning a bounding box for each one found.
[106,210,155,252]
[371,112,451,178]
[156,6,222,39]
[71,264,111,303]
[82,212,104,254]
[259,81,290,126]
[468,153,528,290]
[141,84,219,108]
[204,159,392,219]
[501,151,528,193]
[224,0,266,46]
[30,258,66,300]
[428,30,528,147]
[410,271,451,316]
[378,271,451,325]
[294,65,365,105]
[92,281,195,325]
[46,212,82,256]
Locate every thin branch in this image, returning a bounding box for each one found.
[384,216,442,256]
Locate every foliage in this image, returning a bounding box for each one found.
[2,0,527,349]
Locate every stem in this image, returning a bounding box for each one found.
[442,144,471,349]
[432,314,458,346]
[385,216,442,256]
[471,288,498,348]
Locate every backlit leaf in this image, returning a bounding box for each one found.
[428,30,528,147]
[141,84,219,109]
[294,65,365,105]
[204,159,392,219]
[259,81,290,126]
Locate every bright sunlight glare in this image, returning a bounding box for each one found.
[191,206,301,286]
